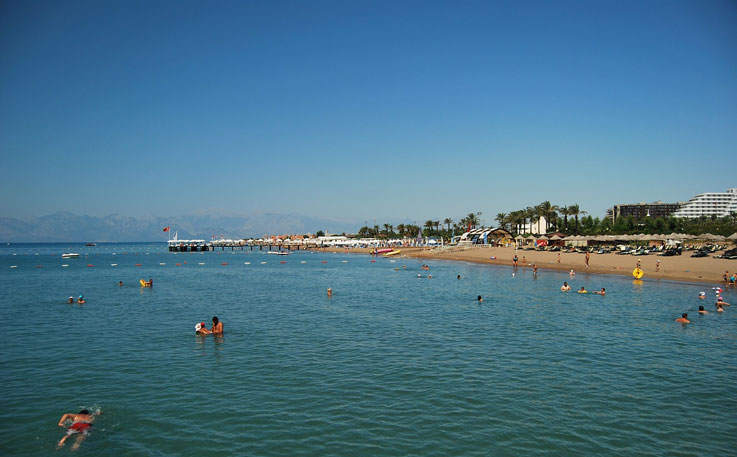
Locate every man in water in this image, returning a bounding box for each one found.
[67,296,74,304]
[477,295,483,303]
[199,316,224,335]
[118,281,123,287]
[77,295,85,304]
[578,286,587,294]
[594,288,606,296]
[675,313,690,324]
[560,282,571,291]
[698,305,708,314]
[57,409,102,450]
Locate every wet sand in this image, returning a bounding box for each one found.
[321,246,736,285]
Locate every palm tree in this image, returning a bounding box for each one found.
[396,224,405,237]
[559,206,570,233]
[538,201,558,233]
[424,220,435,235]
[495,213,507,230]
[444,218,453,233]
[569,204,587,235]
[466,212,479,230]
[434,220,440,232]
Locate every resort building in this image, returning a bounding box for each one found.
[607,201,682,221]
[457,228,513,245]
[671,188,737,218]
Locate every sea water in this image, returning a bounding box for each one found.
[1,243,735,456]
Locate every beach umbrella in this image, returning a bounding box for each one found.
[514,235,524,240]
[728,232,737,240]
[550,235,562,240]
[538,235,549,240]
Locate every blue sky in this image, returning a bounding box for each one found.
[1,0,735,227]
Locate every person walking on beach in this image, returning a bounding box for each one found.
[675,313,690,324]
[585,251,590,268]
[522,256,527,266]
[656,260,660,272]
[57,409,102,450]
[557,252,561,264]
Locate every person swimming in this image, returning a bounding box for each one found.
[594,288,606,296]
[578,286,587,294]
[698,305,708,314]
[560,282,571,291]
[675,313,690,324]
[477,295,483,303]
[57,409,102,450]
[118,281,123,287]
[77,295,85,304]
[67,296,74,304]
[699,292,706,299]
[327,288,332,297]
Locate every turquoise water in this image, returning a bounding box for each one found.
[1,243,736,456]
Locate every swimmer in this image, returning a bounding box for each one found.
[427,274,432,279]
[457,275,461,280]
[578,286,587,294]
[532,263,538,275]
[716,303,724,312]
[147,278,153,287]
[118,281,123,287]
[327,288,332,297]
[77,295,85,304]
[477,295,483,303]
[67,296,74,304]
[716,296,730,307]
[698,305,708,314]
[594,288,606,296]
[570,269,575,277]
[698,292,706,299]
[57,409,102,450]
[675,313,690,324]
[198,316,223,335]
[560,282,571,291]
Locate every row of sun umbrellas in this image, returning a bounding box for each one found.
[515,233,737,242]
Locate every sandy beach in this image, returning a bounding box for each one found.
[322,246,736,286]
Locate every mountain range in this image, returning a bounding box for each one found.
[0,212,360,242]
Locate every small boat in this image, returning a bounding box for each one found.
[61,253,80,258]
[85,243,96,246]
[373,248,393,255]
[383,250,401,257]
[276,251,289,256]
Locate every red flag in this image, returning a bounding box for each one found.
[163,226,170,232]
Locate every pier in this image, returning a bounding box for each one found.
[167,239,304,253]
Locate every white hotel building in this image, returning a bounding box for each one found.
[672,188,737,218]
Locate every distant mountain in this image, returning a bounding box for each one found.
[0,212,360,242]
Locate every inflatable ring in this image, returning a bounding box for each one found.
[632,268,644,279]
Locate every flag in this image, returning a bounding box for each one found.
[163,226,170,232]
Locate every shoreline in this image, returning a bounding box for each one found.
[322,246,735,286]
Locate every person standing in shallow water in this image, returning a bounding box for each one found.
[198,316,223,335]
[675,313,690,324]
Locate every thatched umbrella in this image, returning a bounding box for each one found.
[728,232,737,240]
[538,235,549,240]
[550,235,562,241]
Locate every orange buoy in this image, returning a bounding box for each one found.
[135,264,142,266]
[221,263,228,265]
[175,263,182,266]
[280,261,286,264]
[87,264,93,267]
[321,261,328,263]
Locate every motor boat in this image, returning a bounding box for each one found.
[61,253,80,258]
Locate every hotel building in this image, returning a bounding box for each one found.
[671,188,737,218]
